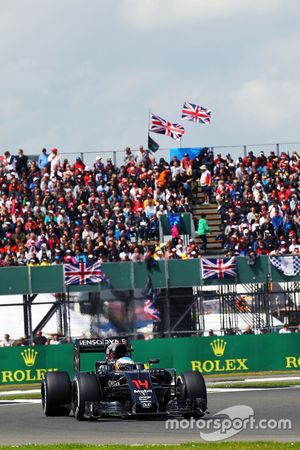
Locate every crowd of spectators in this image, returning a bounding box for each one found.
[1,144,300,266]
[0,146,198,266]
[0,330,73,346]
[212,150,300,256]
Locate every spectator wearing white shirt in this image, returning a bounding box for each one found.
[48,148,61,178]
[1,334,14,347]
[279,323,291,334]
[49,333,61,345]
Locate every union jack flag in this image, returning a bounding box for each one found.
[143,276,160,322]
[64,261,109,285]
[150,113,185,141]
[181,102,211,125]
[201,257,236,279]
[144,299,160,322]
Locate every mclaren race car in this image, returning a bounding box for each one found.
[41,337,207,420]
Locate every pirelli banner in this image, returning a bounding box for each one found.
[0,334,300,384]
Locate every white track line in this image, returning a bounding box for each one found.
[0,389,40,396]
[0,399,40,404]
[244,376,300,382]
[208,386,300,393]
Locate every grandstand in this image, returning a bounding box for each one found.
[1,142,300,341]
[1,143,299,264]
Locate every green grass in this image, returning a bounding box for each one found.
[0,383,40,392]
[0,393,41,400]
[0,443,299,450]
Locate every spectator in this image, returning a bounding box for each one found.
[49,333,61,345]
[199,165,212,204]
[124,147,135,165]
[197,213,211,253]
[33,330,48,345]
[243,325,254,334]
[73,156,85,174]
[3,151,17,172]
[16,149,28,175]
[171,221,180,245]
[16,337,27,346]
[48,148,61,178]
[38,148,49,170]
[180,153,192,174]
[279,323,291,334]
[1,333,14,347]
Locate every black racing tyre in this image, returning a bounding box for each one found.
[178,371,207,419]
[73,373,102,421]
[41,371,71,416]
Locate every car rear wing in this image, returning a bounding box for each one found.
[74,337,133,372]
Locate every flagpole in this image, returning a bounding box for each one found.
[148,108,151,148]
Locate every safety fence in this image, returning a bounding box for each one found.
[60,141,300,167]
[0,334,299,385]
[0,256,299,296]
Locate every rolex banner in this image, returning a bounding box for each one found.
[0,334,300,384]
[133,333,300,375]
[0,345,74,385]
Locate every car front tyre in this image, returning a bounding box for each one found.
[73,373,102,421]
[42,371,71,416]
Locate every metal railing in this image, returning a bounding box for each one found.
[60,141,300,167]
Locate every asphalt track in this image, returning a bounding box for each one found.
[0,387,299,445]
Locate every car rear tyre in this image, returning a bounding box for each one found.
[178,371,207,419]
[73,373,102,421]
[41,371,71,416]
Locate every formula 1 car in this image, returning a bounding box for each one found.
[41,337,207,420]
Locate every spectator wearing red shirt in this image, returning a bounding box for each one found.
[180,153,192,173]
[73,156,85,174]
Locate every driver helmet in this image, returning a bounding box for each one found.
[115,356,135,371]
[106,343,128,361]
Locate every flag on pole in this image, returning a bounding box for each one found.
[143,277,160,322]
[144,299,160,322]
[270,256,300,276]
[150,113,185,141]
[201,257,236,279]
[181,101,211,125]
[148,134,160,153]
[64,261,110,285]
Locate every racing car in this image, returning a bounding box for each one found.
[41,337,207,420]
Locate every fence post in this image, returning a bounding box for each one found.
[276,143,280,156]
[243,145,247,157]
[113,151,117,167]
[80,152,84,163]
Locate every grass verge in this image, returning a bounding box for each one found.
[0,383,40,392]
[0,393,41,400]
[0,442,299,450]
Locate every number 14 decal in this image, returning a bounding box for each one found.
[132,379,149,389]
